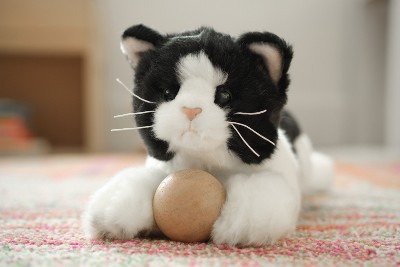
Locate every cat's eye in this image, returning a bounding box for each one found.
[163,88,176,101]
[215,88,232,106]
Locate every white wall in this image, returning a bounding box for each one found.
[385,0,400,153]
[91,0,388,151]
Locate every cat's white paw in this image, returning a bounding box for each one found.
[82,167,166,240]
[212,173,300,246]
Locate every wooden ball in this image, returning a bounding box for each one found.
[153,169,226,243]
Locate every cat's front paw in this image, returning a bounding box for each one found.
[82,167,166,240]
[211,173,300,246]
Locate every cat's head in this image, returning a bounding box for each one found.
[120,24,293,164]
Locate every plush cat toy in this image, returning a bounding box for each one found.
[83,24,334,246]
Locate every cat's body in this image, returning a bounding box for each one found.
[83,25,334,246]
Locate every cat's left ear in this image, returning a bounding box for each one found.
[120,24,165,69]
[237,32,293,86]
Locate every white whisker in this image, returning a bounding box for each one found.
[111,125,153,132]
[113,111,155,118]
[230,124,260,157]
[228,121,276,146]
[234,109,267,116]
[116,78,156,104]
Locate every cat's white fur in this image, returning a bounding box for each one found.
[154,52,230,156]
[83,52,333,246]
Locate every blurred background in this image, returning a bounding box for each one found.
[0,0,399,157]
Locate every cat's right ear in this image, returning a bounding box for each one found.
[120,24,164,69]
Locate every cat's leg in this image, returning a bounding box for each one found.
[212,172,301,246]
[82,167,167,240]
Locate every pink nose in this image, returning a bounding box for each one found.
[182,107,202,121]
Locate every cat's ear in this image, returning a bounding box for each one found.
[120,24,165,69]
[237,32,293,86]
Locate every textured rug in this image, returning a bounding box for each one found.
[0,153,399,266]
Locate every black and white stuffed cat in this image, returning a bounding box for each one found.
[83,24,334,246]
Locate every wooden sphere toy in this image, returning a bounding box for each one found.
[153,169,226,243]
